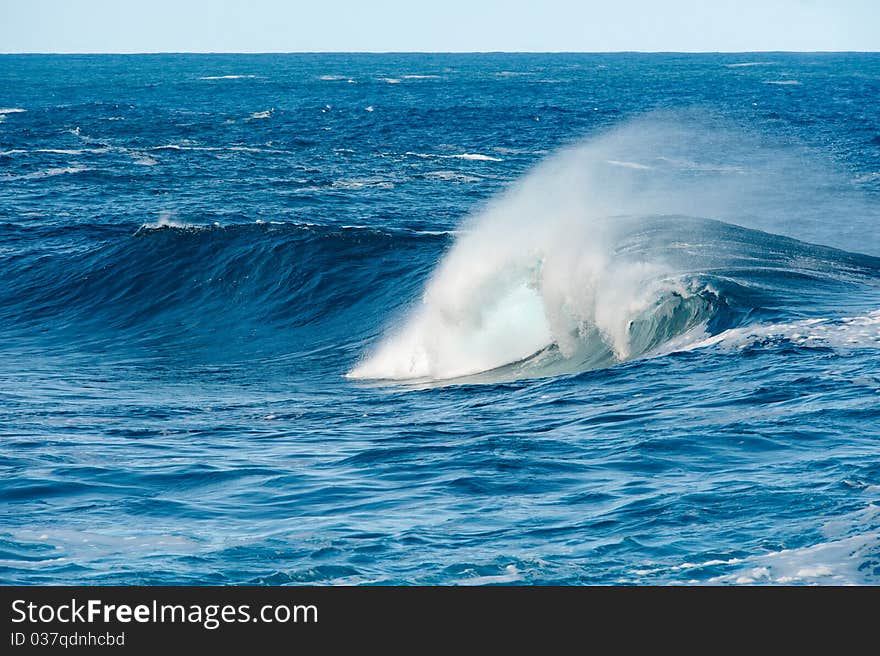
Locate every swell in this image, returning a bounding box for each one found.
[2,215,878,375]
[0,222,446,360]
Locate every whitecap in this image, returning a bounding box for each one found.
[332,177,395,190]
[379,78,401,84]
[199,75,257,80]
[424,170,482,183]
[405,151,502,162]
[448,153,502,161]
[150,144,222,152]
[14,166,91,180]
[764,80,801,86]
[34,148,85,155]
[138,211,206,231]
[132,154,158,166]
[249,108,274,120]
[725,62,775,68]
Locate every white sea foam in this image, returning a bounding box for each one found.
[725,62,775,68]
[12,528,201,561]
[249,108,274,120]
[131,153,158,166]
[34,148,84,155]
[33,147,111,156]
[13,166,91,180]
[449,153,503,161]
[364,106,375,112]
[458,564,521,585]
[199,75,257,80]
[677,311,880,354]
[709,505,880,585]
[139,210,209,231]
[228,146,270,153]
[630,503,880,585]
[379,77,401,84]
[332,177,395,190]
[424,170,482,183]
[405,151,503,162]
[764,80,801,86]
[401,74,440,79]
[0,107,26,114]
[151,144,263,153]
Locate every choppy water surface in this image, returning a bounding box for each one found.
[1,53,879,584]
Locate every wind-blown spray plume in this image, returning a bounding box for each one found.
[349,116,879,383]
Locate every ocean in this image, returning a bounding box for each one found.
[1,53,879,585]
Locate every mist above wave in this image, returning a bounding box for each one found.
[349,116,880,383]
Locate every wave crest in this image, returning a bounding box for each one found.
[349,117,880,384]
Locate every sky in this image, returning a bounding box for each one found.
[1,0,878,53]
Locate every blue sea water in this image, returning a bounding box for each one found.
[1,53,879,585]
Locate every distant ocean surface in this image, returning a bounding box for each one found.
[1,53,879,584]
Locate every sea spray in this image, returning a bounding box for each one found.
[350,115,880,382]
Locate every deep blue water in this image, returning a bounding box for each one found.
[1,53,879,584]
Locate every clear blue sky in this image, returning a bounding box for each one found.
[1,0,877,53]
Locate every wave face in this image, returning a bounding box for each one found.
[351,213,879,383]
[2,53,880,586]
[0,221,441,367]
[351,120,880,383]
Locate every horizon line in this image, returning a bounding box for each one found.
[2,50,879,56]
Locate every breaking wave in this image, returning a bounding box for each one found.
[349,119,880,384]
